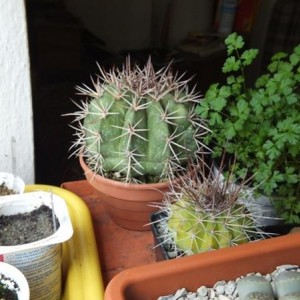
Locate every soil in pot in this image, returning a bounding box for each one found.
[0,183,15,196]
[0,205,60,246]
[0,173,25,196]
[0,273,19,300]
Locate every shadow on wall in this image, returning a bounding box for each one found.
[64,0,215,52]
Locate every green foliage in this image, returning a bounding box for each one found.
[69,57,208,183]
[196,33,300,223]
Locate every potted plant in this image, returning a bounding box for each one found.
[0,191,73,300]
[150,157,275,260]
[103,230,300,300]
[66,57,210,230]
[0,172,25,195]
[196,33,300,224]
[0,261,30,300]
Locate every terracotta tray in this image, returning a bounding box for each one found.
[25,184,104,300]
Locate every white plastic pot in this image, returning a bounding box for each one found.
[0,191,73,300]
[0,172,25,194]
[0,261,30,300]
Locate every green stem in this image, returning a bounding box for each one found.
[234,46,248,94]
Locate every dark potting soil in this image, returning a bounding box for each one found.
[0,183,15,196]
[0,287,18,300]
[0,273,18,300]
[0,205,60,246]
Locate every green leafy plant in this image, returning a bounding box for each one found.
[68,57,209,184]
[196,33,300,223]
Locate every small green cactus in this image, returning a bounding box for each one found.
[167,200,253,254]
[274,271,300,299]
[244,293,275,300]
[237,275,274,300]
[154,161,270,256]
[68,57,209,183]
[279,293,300,300]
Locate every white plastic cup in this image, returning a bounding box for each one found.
[0,191,74,300]
[0,261,30,300]
[0,172,25,194]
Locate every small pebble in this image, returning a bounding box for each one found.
[219,295,231,300]
[276,264,299,271]
[214,281,226,295]
[158,296,173,300]
[157,265,300,300]
[225,281,236,295]
[167,250,178,259]
[265,274,271,282]
[233,289,239,298]
[209,289,215,298]
[197,286,208,297]
[187,292,199,299]
[173,288,188,299]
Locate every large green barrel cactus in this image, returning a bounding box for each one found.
[70,57,208,183]
[156,166,269,256]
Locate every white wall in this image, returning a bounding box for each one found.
[0,0,35,184]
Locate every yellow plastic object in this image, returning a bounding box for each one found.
[25,184,104,300]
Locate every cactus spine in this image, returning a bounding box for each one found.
[69,57,208,183]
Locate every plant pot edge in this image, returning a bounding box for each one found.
[79,154,171,230]
[0,261,30,300]
[104,231,300,300]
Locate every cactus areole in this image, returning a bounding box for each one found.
[70,57,208,183]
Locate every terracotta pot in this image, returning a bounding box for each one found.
[104,231,300,300]
[79,154,171,231]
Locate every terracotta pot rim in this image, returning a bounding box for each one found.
[79,154,171,190]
